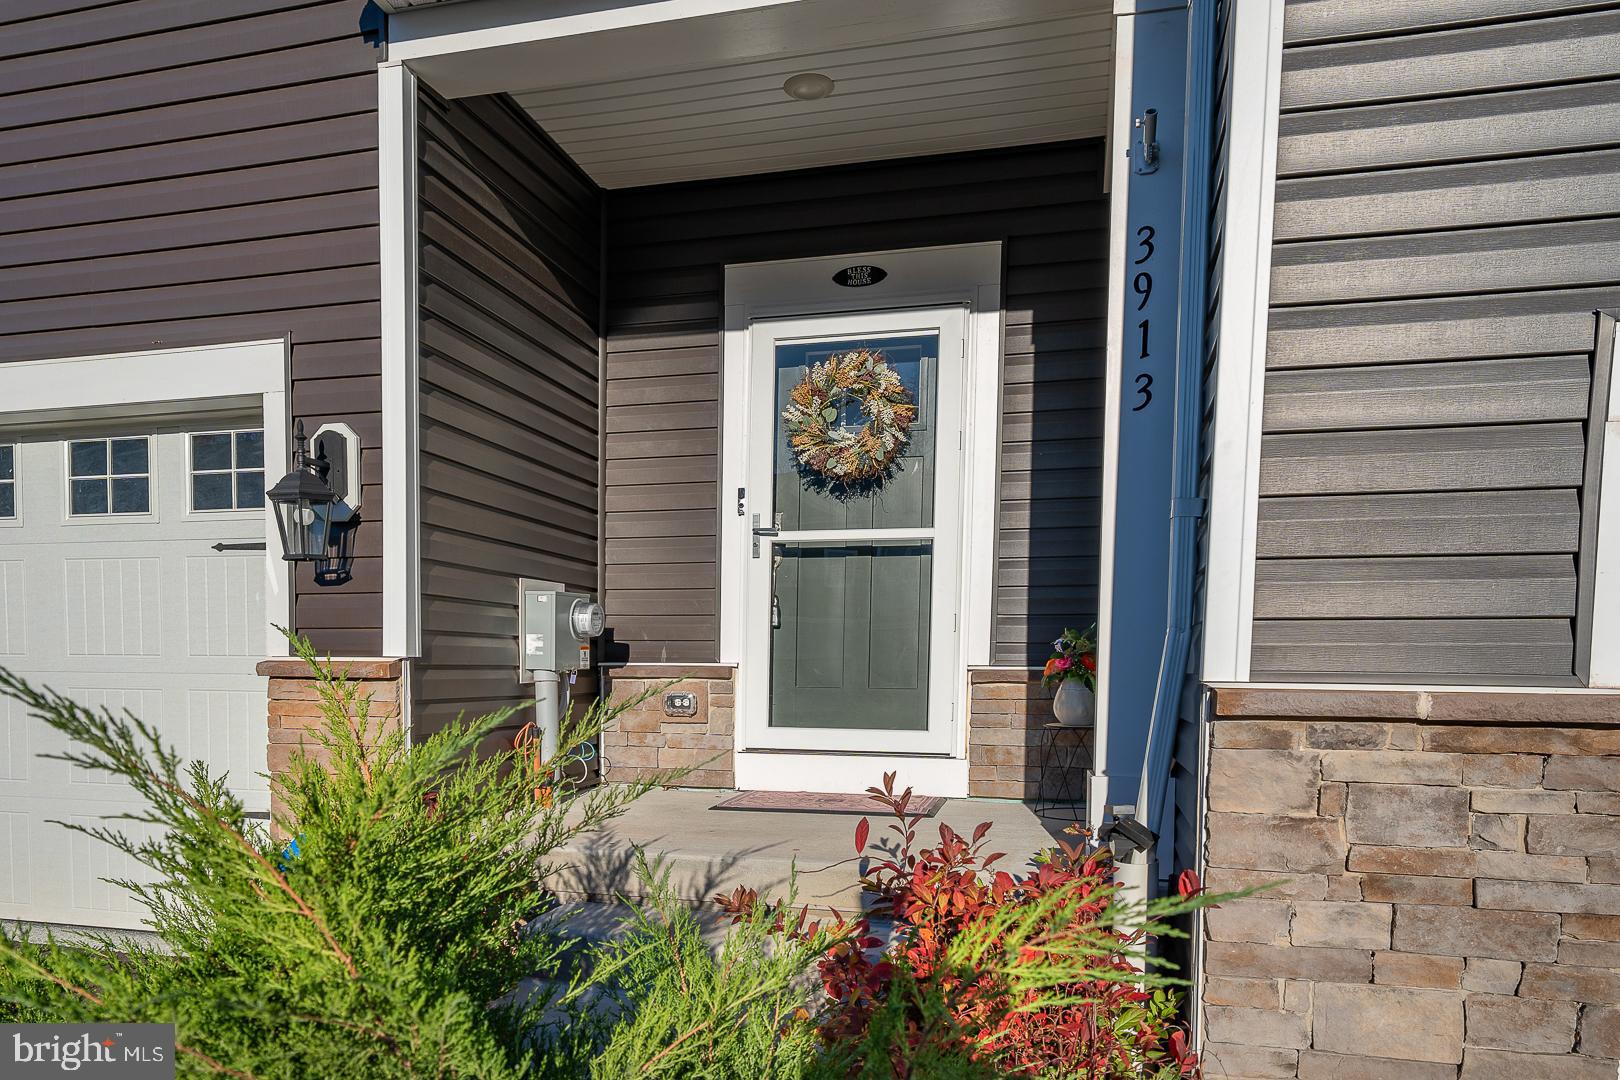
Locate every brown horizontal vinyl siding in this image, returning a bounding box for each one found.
[414,90,602,737]
[605,141,1105,665]
[0,0,383,656]
[1252,2,1620,682]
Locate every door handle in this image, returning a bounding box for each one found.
[211,541,267,552]
[751,514,778,557]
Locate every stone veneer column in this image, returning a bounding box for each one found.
[600,665,736,789]
[256,658,404,824]
[967,669,1092,800]
[1198,686,1620,1080]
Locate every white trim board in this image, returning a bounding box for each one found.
[386,0,804,65]
[1093,3,1135,817]
[1581,312,1620,687]
[1198,0,1285,685]
[0,338,293,658]
[1207,682,1620,696]
[0,340,283,412]
[380,61,423,664]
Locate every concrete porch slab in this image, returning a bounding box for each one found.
[545,787,1081,915]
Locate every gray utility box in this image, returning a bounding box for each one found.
[518,579,605,677]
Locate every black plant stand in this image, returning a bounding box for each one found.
[1034,723,1093,824]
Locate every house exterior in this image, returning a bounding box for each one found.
[1186,5,1620,1076]
[0,0,1617,1074]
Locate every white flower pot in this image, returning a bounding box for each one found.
[1053,681,1094,728]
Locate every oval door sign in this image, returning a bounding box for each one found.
[832,264,887,288]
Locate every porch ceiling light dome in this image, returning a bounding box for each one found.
[783,72,835,101]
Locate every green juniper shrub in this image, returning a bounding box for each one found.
[0,637,1227,1080]
[532,855,841,1080]
[0,636,672,1079]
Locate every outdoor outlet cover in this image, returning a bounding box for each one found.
[665,691,698,717]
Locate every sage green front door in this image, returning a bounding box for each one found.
[742,307,967,756]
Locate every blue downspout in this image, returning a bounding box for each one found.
[1138,0,1216,886]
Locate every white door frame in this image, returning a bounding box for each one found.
[721,243,1003,796]
[0,339,294,658]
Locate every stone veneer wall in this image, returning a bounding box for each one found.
[257,658,405,824]
[968,669,1092,800]
[1199,687,1620,1080]
[601,665,736,789]
[598,666,1090,799]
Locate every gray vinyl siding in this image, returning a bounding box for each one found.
[414,89,602,736]
[602,142,1106,666]
[0,0,383,656]
[1252,2,1620,683]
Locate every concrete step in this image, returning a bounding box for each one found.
[543,786,1076,918]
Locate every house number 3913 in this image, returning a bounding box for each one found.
[1132,224,1155,412]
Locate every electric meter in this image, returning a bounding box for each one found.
[519,584,605,674]
[570,598,606,640]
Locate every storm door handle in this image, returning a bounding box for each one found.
[751,514,779,557]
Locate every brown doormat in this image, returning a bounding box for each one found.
[712,790,945,816]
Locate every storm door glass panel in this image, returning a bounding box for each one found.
[771,541,932,730]
[768,331,940,731]
[773,334,938,531]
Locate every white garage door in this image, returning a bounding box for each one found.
[0,420,269,929]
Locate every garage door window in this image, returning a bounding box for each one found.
[69,437,150,516]
[0,445,13,518]
[190,429,265,512]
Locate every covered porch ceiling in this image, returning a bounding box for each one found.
[390,0,1114,189]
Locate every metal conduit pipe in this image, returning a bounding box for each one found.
[1137,0,1217,889]
[533,669,562,764]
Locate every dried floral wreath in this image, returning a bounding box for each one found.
[781,348,916,488]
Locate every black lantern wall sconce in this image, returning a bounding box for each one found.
[267,420,362,587]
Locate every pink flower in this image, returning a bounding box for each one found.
[1051,657,1073,672]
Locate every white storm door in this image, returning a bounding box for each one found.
[741,307,967,755]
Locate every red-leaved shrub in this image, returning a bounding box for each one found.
[719,774,1204,1079]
